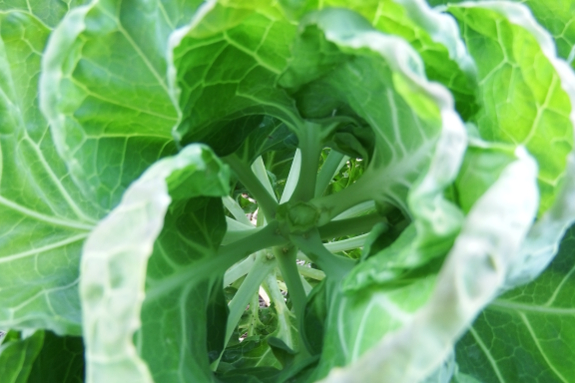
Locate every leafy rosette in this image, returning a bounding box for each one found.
[0,1,574,382]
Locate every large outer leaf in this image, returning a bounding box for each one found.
[316,148,538,383]
[80,144,229,383]
[515,0,575,69]
[427,0,575,69]
[447,2,574,215]
[456,224,575,383]
[307,0,479,118]
[0,10,96,334]
[167,0,301,153]
[39,0,204,211]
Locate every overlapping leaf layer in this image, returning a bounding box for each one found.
[0,1,574,382]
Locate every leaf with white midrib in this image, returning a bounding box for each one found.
[0,9,96,335]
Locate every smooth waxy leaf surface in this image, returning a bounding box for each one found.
[517,0,575,69]
[0,0,89,27]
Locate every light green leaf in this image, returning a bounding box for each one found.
[39,0,204,211]
[447,2,575,215]
[443,1,575,292]
[515,0,575,68]
[80,144,229,383]
[315,148,538,383]
[509,152,575,287]
[429,0,575,69]
[168,0,301,152]
[308,0,479,118]
[289,8,466,289]
[220,335,282,371]
[454,137,517,214]
[0,10,96,334]
[0,0,90,28]
[456,224,575,383]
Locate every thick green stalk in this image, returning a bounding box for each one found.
[315,150,347,198]
[145,222,286,302]
[318,212,387,239]
[290,122,324,202]
[273,245,308,332]
[291,230,355,280]
[297,265,326,281]
[311,175,379,225]
[223,153,278,220]
[324,233,370,253]
[225,250,276,344]
[280,149,302,203]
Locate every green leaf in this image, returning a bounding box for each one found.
[220,335,281,371]
[302,279,328,356]
[342,224,444,291]
[308,0,479,119]
[290,7,466,286]
[80,144,230,382]
[0,0,90,28]
[138,198,228,382]
[168,0,302,151]
[421,352,455,383]
[0,10,97,334]
[0,330,44,383]
[233,117,294,166]
[509,152,575,288]
[28,331,84,383]
[456,224,575,383]
[514,0,575,69]
[314,148,539,383]
[447,2,575,215]
[454,137,518,214]
[39,0,204,211]
[312,274,438,380]
[428,0,575,70]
